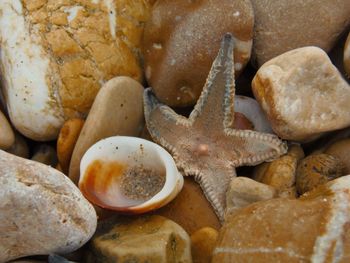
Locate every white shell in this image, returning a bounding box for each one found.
[79,136,183,213]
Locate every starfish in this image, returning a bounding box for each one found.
[144,34,287,221]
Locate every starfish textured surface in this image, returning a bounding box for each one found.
[144,34,287,221]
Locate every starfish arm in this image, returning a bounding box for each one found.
[182,164,236,223]
[144,88,191,154]
[190,33,235,129]
[225,129,288,167]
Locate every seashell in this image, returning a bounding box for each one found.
[79,136,184,214]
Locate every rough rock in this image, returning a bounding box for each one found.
[6,132,29,159]
[155,177,221,235]
[191,227,218,263]
[69,76,144,184]
[85,215,192,263]
[324,138,350,174]
[0,150,97,262]
[57,118,84,174]
[212,175,350,262]
[344,32,350,77]
[253,144,304,198]
[251,0,350,66]
[225,177,276,217]
[0,109,15,150]
[0,0,152,140]
[143,0,254,107]
[252,46,350,142]
[296,154,344,195]
[31,144,58,167]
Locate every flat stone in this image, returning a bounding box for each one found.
[143,0,254,107]
[85,215,192,263]
[69,76,144,184]
[344,32,350,77]
[191,227,218,263]
[325,138,350,174]
[251,0,350,66]
[225,177,276,217]
[252,46,350,142]
[0,150,97,262]
[253,145,304,198]
[212,175,350,262]
[0,109,15,150]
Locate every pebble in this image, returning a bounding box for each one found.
[212,175,350,262]
[253,144,304,198]
[31,144,58,167]
[324,138,350,174]
[0,109,15,150]
[155,177,221,235]
[252,46,350,142]
[85,215,192,263]
[68,77,144,184]
[143,0,254,106]
[344,32,350,77]
[0,150,97,262]
[225,177,276,217]
[250,0,350,66]
[191,227,218,263]
[6,132,29,159]
[296,153,344,195]
[57,118,84,174]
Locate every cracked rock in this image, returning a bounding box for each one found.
[0,150,97,262]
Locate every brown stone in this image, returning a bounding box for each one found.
[296,154,345,195]
[324,138,350,174]
[212,175,350,262]
[0,109,15,150]
[143,0,254,107]
[31,144,58,167]
[69,76,144,184]
[345,32,350,77]
[57,118,84,174]
[86,215,192,263]
[252,46,350,142]
[251,0,350,66]
[191,227,218,263]
[6,132,29,159]
[155,177,221,235]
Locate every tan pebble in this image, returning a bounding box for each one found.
[69,76,144,184]
[0,110,15,150]
[253,144,303,198]
[324,138,350,174]
[344,32,350,77]
[212,176,350,262]
[31,144,58,167]
[225,177,276,218]
[86,215,192,263]
[191,227,218,263]
[296,153,344,195]
[6,132,29,159]
[57,118,84,174]
[253,46,350,142]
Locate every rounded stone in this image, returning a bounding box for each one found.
[324,138,350,174]
[69,76,144,184]
[0,109,15,150]
[143,0,254,107]
[191,227,219,263]
[6,132,29,159]
[344,32,350,77]
[0,150,97,262]
[31,144,58,167]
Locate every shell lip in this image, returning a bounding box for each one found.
[79,136,183,214]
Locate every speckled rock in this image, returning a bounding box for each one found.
[0,109,15,150]
[296,154,344,195]
[57,118,85,174]
[225,177,276,217]
[6,132,29,159]
[212,175,350,262]
[191,227,218,263]
[324,138,350,174]
[143,0,254,107]
[31,144,58,167]
[69,76,144,184]
[253,145,304,198]
[252,46,350,142]
[86,215,192,263]
[251,0,350,66]
[345,32,350,77]
[0,150,97,262]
